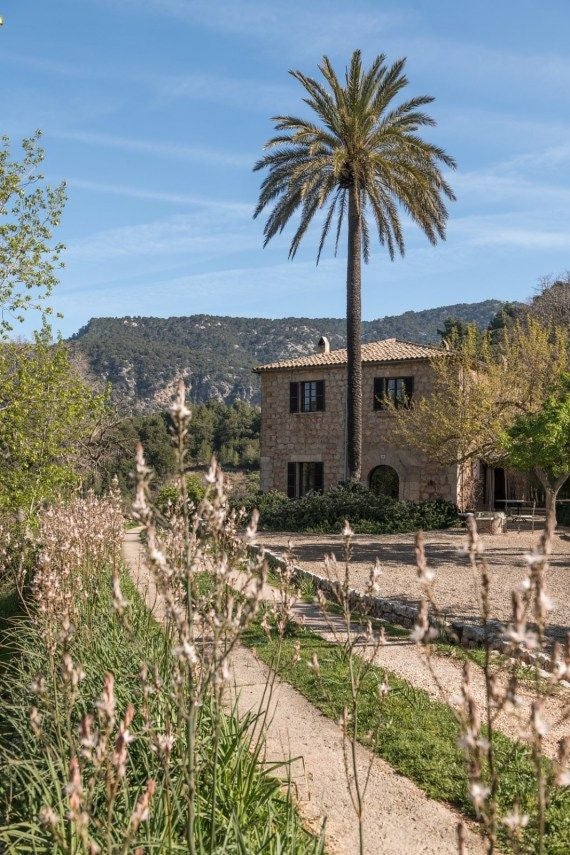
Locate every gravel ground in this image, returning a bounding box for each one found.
[260,525,570,631]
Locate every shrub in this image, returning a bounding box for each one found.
[186,473,207,507]
[234,483,459,534]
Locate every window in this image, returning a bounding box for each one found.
[287,462,324,498]
[373,376,413,410]
[289,380,325,412]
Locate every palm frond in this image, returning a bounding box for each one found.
[254,49,455,263]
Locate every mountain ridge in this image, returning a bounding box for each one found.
[68,299,507,410]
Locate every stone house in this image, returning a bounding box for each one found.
[254,336,543,512]
[254,337,471,507]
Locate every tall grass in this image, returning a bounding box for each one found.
[0,408,323,852]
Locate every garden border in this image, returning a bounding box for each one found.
[258,547,556,673]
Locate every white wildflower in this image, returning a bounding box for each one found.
[308,652,320,676]
[502,805,529,830]
[174,640,199,665]
[469,781,490,808]
[377,680,390,698]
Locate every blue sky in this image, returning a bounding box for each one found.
[2,0,570,336]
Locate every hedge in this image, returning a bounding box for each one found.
[236,483,460,534]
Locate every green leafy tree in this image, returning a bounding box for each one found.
[500,374,570,524]
[254,50,455,481]
[91,413,176,495]
[387,318,569,522]
[0,132,66,336]
[0,329,107,514]
[437,317,482,349]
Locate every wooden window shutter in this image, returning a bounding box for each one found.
[373,377,385,410]
[287,462,296,498]
[314,463,324,492]
[316,380,325,411]
[404,376,414,404]
[289,382,299,413]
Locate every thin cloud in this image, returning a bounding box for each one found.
[66,212,259,263]
[451,170,570,207]
[452,213,570,251]
[67,178,253,214]
[48,129,252,168]
[143,70,294,112]
[0,49,111,80]
[104,0,411,55]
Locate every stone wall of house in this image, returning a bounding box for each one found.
[259,358,461,505]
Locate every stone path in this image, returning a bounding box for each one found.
[122,530,484,854]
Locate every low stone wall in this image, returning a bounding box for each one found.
[260,547,554,672]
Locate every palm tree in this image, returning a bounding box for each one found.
[254,50,456,482]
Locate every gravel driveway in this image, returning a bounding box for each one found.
[260,525,570,631]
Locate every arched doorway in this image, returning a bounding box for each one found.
[369,465,400,500]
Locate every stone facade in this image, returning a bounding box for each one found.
[257,353,462,506]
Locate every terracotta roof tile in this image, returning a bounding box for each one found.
[254,338,443,372]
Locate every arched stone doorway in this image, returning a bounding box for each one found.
[369,465,400,500]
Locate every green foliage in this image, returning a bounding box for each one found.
[235,483,459,534]
[69,302,505,408]
[389,317,569,471]
[155,483,179,515]
[500,374,570,479]
[187,400,260,468]
[0,132,66,336]
[92,412,176,495]
[0,330,107,514]
[487,301,523,336]
[94,403,261,498]
[186,473,206,507]
[437,317,482,347]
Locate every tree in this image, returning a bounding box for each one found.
[0,132,66,336]
[89,413,176,495]
[254,50,455,481]
[437,317,482,348]
[387,318,569,522]
[529,274,570,329]
[0,329,108,514]
[500,374,569,526]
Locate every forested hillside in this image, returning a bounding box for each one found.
[69,300,506,409]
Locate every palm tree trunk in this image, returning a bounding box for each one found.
[346,184,362,482]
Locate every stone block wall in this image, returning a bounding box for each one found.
[259,358,462,505]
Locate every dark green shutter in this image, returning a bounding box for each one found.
[314,463,324,492]
[316,380,325,411]
[287,462,296,498]
[289,382,299,412]
[404,376,414,405]
[373,377,385,410]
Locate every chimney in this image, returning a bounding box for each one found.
[317,335,330,354]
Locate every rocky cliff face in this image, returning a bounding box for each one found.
[68,301,505,411]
